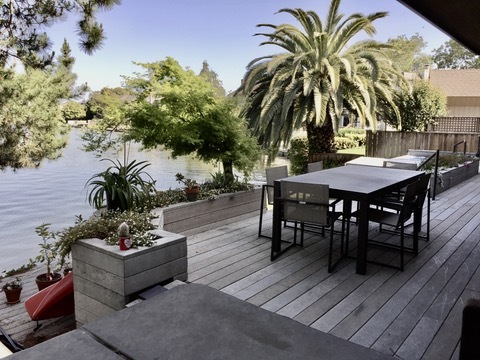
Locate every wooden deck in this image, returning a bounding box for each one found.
[2,173,480,359]
[186,173,480,360]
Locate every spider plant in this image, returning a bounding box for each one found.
[86,159,156,211]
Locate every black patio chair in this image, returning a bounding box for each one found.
[371,173,431,252]
[307,161,323,173]
[276,181,345,273]
[258,165,288,238]
[347,178,419,271]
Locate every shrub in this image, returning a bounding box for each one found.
[153,173,253,206]
[334,136,357,150]
[55,211,157,265]
[288,137,309,175]
[337,128,366,146]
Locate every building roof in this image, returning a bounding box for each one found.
[428,69,480,97]
[396,0,480,55]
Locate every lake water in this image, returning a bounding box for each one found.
[0,128,287,271]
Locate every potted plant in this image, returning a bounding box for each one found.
[2,277,23,304]
[175,173,200,201]
[86,159,157,211]
[118,221,131,250]
[34,223,62,291]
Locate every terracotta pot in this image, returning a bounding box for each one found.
[3,286,22,304]
[185,186,200,202]
[36,273,62,291]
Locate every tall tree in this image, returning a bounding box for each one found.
[0,1,118,170]
[432,39,480,69]
[385,34,432,72]
[0,0,120,69]
[56,38,87,98]
[238,2,406,159]
[124,57,260,184]
[199,60,226,97]
[58,38,75,70]
[0,68,70,169]
[383,80,446,131]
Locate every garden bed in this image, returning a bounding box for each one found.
[434,158,479,195]
[153,188,262,234]
[408,150,479,196]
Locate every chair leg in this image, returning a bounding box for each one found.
[300,223,305,246]
[400,222,405,271]
[328,219,347,273]
[328,223,335,273]
[426,192,431,242]
[258,185,267,238]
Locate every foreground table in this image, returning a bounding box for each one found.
[271,165,423,274]
[8,284,393,359]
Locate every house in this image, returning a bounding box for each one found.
[424,68,480,117]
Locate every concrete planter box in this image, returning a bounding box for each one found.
[435,159,479,195]
[72,228,187,327]
[154,188,261,234]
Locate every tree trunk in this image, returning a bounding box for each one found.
[222,159,234,186]
[306,115,336,155]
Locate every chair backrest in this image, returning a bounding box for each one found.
[415,173,431,210]
[265,166,288,204]
[307,161,323,173]
[383,161,418,170]
[280,181,329,225]
[397,180,419,226]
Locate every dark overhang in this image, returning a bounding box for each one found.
[396,0,480,55]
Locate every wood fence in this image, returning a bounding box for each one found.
[366,131,480,158]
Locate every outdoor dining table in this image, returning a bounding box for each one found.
[271,165,424,275]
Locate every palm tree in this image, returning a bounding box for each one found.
[238,0,407,159]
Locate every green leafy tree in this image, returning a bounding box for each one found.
[85,87,133,119]
[0,0,120,68]
[385,34,432,72]
[237,2,407,161]
[56,38,88,98]
[124,57,260,184]
[58,39,75,70]
[81,87,134,155]
[62,101,86,120]
[384,80,447,131]
[0,68,70,169]
[432,39,480,69]
[199,60,226,97]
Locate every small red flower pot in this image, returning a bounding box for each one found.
[119,237,132,251]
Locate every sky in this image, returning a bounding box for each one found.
[47,0,451,94]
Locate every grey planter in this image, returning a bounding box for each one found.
[72,228,187,327]
[434,159,479,195]
[154,188,261,234]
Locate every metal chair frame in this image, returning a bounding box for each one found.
[346,179,420,271]
[258,166,288,239]
[273,181,345,272]
[307,161,324,173]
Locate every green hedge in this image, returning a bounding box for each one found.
[288,129,365,175]
[288,138,309,175]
